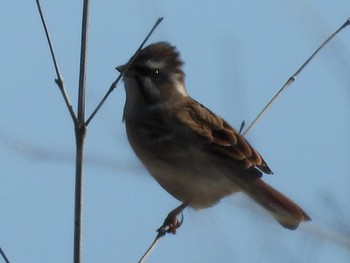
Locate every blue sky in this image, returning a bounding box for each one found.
[1,1,350,262]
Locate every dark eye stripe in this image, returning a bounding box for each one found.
[135,65,159,78]
[135,75,157,104]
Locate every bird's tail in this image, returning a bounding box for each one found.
[241,179,311,230]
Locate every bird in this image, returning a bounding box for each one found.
[117,41,310,232]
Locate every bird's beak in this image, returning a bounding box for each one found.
[116,64,127,73]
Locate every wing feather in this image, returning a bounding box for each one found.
[174,98,273,176]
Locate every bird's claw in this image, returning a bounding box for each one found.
[157,212,184,235]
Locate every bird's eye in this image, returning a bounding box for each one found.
[135,66,161,80]
[149,69,160,80]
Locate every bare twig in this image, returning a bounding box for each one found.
[36,1,87,261]
[73,1,90,263]
[73,126,86,263]
[139,205,185,262]
[36,7,163,261]
[85,17,164,126]
[138,231,167,263]
[242,17,350,136]
[0,247,10,263]
[35,0,78,125]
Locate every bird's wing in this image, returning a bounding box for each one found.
[174,98,273,177]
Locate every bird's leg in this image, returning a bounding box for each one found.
[157,202,188,235]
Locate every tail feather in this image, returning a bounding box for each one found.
[242,179,311,230]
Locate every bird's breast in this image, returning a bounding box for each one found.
[125,116,240,208]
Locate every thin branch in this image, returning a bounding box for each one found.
[138,231,167,263]
[73,1,90,263]
[242,17,350,136]
[0,247,10,263]
[139,205,185,262]
[73,127,86,263]
[85,17,164,126]
[35,0,78,125]
[77,1,90,122]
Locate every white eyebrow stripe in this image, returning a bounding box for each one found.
[145,60,165,69]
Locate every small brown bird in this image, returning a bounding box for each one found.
[118,42,310,231]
